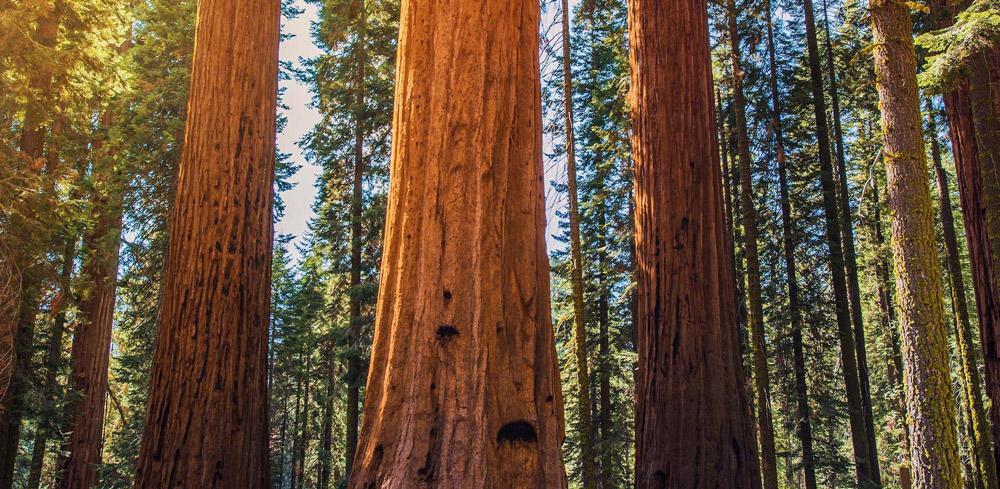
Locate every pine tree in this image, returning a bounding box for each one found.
[870,0,962,484]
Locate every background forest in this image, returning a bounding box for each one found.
[1,0,998,487]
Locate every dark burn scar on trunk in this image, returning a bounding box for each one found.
[436,325,459,340]
[497,421,537,444]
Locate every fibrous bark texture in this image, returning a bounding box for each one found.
[347,0,567,487]
[628,0,762,486]
[870,0,961,486]
[132,0,280,485]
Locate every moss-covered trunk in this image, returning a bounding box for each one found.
[870,0,961,485]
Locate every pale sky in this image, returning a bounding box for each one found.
[274,0,569,261]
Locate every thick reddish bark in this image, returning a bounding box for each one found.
[931,0,1000,473]
[132,0,280,485]
[347,0,567,487]
[628,0,762,486]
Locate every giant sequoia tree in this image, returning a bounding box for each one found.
[132,0,280,485]
[347,0,567,486]
[628,0,762,485]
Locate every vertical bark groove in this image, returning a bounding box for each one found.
[870,0,962,485]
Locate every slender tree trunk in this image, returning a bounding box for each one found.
[291,375,302,489]
[559,1,596,486]
[345,9,368,477]
[296,355,311,488]
[727,0,778,489]
[821,3,881,479]
[628,0,762,484]
[0,7,61,486]
[58,114,126,489]
[764,3,818,487]
[725,3,778,487]
[799,0,875,481]
[347,0,566,486]
[25,238,75,489]
[869,0,962,485]
[869,173,913,489]
[718,89,735,240]
[931,103,999,489]
[319,354,334,489]
[132,0,280,484]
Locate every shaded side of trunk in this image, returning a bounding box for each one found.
[347,1,567,486]
[559,1,596,486]
[870,0,961,485]
[931,103,999,489]
[132,0,280,484]
[799,0,874,481]
[764,2,818,487]
[628,0,762,484]
[821,3,880,479]
[725,2,777,486]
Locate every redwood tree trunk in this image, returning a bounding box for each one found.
[930,0,1000,473]
[347,0,566,486]
[58,117,126,489]
[132,0,280,485]
[870,0,961,485]
[628,0,762,485]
